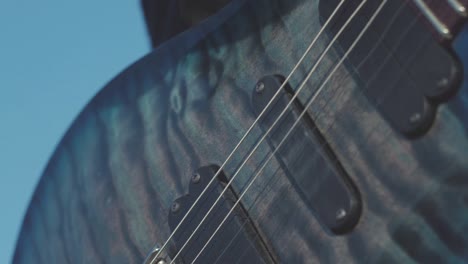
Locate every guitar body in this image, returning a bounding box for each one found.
[14,0,468,263]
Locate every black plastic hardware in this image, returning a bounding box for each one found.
[252,75,362,234]
[168,166,276,264]
[319,0,463,137]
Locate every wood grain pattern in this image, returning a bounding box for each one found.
[13,0,468,263]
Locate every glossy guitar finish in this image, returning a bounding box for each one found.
[14,0,468,263]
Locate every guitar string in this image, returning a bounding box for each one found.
[153,0,439,262]
[225,21,437,264]
[186,1,390,263]
[148,1,352,262]
[212,2,419,262]
[167,0,372,262]
[192,2,448,262]
[214,6,429,264]
[189,2,390,262]
[147,1,348,262]
[225,27,431,264]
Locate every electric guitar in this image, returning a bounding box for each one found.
[13,0,468,263]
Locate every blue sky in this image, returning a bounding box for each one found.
[0,2,149,262]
